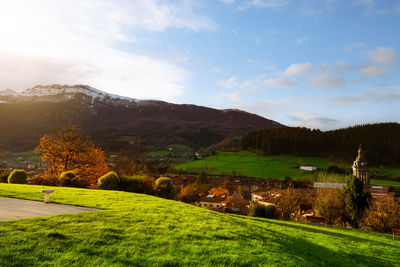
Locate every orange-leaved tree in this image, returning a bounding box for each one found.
[35,125,109,188]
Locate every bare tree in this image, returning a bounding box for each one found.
[361,198,400,233]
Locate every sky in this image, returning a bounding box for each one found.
[0,0,399,130]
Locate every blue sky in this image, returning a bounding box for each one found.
[0,0,399,129]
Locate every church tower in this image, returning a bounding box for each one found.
[352,144,369,186]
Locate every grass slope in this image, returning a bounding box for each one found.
[175,152,400,185]
[1,184,399,266]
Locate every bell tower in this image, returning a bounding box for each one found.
[352,144,369,185]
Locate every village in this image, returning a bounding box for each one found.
[170,145,399,224]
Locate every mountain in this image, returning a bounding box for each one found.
[0,84,282,151]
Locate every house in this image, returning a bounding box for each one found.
[370,186,395,200]
[221,196,250,215]
[255,188,317,210]
[251,190,270,202]
[195,194,227,210]
[300,165,317,171]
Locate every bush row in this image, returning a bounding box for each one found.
[98,172,176,200]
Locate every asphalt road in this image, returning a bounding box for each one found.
[0,196,98,221]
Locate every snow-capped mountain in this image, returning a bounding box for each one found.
[0,84,282,152]
[0,84,138,105]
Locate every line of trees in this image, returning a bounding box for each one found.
[241,123,400,165]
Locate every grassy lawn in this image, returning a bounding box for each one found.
[370,179,400,186]
[0,184,399,266]
[147,150,171,157]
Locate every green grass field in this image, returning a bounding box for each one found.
[175,152,400,186]
[175,151,332,179]
[1,184,399,266]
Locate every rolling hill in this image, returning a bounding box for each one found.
[0,183,399,266]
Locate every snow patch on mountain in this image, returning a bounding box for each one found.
[0,85,140,104]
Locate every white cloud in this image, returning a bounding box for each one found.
[296,36,309,44]
[332,86,400,105]
[283,62,313,76]
[308,75,345,88]
[360,66,387,76]
[220,0,235,4]
[218,77,239,88]
[354,0,374,9]
[366,47,398,65]
[0,0,216,101]
[228,91,244,101]
[218,76,297,89]
[259,78,298,88]
[256,37,261,45]
[239,98,297,118]
[212,67,223,73]
[289,113,339,129]
[248,0,291,9]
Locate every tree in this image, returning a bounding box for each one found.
[209,187,230,197]
[154,177,177,200]
[361,198,400,233]
[314,188,344,225]
[342,176,370,228]
[279,188,301,220]
[178,184,200,203]
[35,125,109,188]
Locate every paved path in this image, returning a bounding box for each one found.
[0,196,98,221]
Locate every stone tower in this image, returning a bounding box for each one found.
[352,144,369,186]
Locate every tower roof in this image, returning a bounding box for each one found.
[355,144,366,162]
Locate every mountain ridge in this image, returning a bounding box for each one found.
[0,84,282,151]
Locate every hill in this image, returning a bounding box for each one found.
[0,84,282,152]
[1,184,399,266]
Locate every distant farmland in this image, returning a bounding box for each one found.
[174,151,400,185]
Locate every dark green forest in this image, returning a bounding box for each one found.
[241,123,400,165]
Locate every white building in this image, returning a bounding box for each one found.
[300,165,317,171]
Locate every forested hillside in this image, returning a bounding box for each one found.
[241,123,400,165]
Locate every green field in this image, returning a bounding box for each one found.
[175,152,400,185]
[1,184,399,266]
[176,151,332,179]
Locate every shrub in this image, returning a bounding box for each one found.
[59,171,78,187]
[119,175,154,194]
[154,177,177,200]
[249,202,277,218]
[8,169,27,184]
[98,171,120,190]
[30,175,58,186]
[0,169,11,183]
[264,205,277,219]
